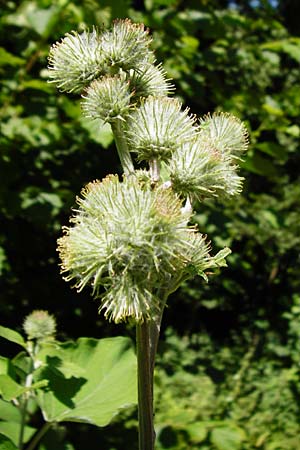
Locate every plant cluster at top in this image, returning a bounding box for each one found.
[49,19,249,323]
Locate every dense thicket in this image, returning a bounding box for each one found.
[1,1,300,449]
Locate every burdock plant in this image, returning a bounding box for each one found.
[48,19,248,450]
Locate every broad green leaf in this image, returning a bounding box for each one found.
[1,116,61,147]
[262,98,284,117]
[0,326,26,348]
[4,2,61,38]
[21,191,63,214]
[0,433,18,450]
[261,39,300,61]
[152,0,179,7]
[186,422,207,443]
[26,5,60,37]
[0,422,36,446]
[211,426,246,450]
[53,360,86,379]
[35,337,137,426]
[0,357,9,374]
[0,375,27,401]
[0,356,26,393]
[0,48,25,67]
[242,153,278,177]
[80,117,113,148]
[259,210,279,229]
[180,35,199,58]
[0,374,47,402]
[286,124,300,137]
[11,353,30,378]
[58,97,81,120]
[21,79,54,94]
[0,399,20,423]
[256,142,287,161]
[0,247,7,276]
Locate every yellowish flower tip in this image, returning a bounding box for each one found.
[126,96,198,162]
[48,19,171,105]
[23,310,56,341]
[100,19,154,70]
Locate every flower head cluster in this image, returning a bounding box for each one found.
[57,175,225,323]
[48,19,172,122]
[50,19,248,325]
[23,310,56,341]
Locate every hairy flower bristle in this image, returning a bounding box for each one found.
[126,96,197,162]
[199,112,249,159]
[169,112,249,200]
[169,135,244,200]
[100,19,154,71]
[23,310,56,341]
[81,74,133,123]
[48,28,104,93]
[129,64,174,100]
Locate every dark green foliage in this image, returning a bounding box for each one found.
[1,0,300,449]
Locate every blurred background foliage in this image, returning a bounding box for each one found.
[1,0,300,448]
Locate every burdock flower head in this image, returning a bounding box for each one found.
[99,19,154,70]
[57,175,228,323]
[129,64,174,100]
[81,74,133,123]
[48,19,172,120]
[126,96,197,162]
[23,310,56,341]
[48,28,104,93]
[49,19,248,327]
[169,112,249,200]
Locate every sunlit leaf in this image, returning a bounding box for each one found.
[35,337,137,426]
[186,421,207,443]
[0,326,26,349]
[0,48,25,67]
[0,433,18,450]
[80,117,113,148]
[0,399,20,423]
[211,425,246,450]
[0,423,36,447]
[242,153,278,177]
[0,374,47,402]
[261,38,300,61]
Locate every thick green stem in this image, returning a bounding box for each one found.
[19,388,29,450]
[136,322,155,450]
[136,291,170,450]
[111,120,134,175]
[25,422,52,450]
[19,342,36,450]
